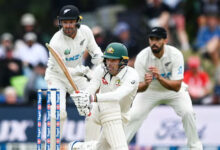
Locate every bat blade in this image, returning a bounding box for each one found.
[45,43,79,92]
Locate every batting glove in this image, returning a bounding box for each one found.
[71,91,93,116]
[77,105,92,116]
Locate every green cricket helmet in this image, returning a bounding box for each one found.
[103,42,129,66]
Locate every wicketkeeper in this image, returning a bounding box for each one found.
[44,5,103,149]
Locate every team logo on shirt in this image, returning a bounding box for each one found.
[178,66,183,74]
[106,47,114,54]
[160,72,171,79]
[102,77,108,85]
[64,49,71,55]
[115,79,120,86]
[131,80,136,84]
[165,61,171,67]
[80,39,85,46]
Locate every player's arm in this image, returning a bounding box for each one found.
[85,65,102,95]
[96,82,136,102]
[149,52,184,92]
[47,40,65,72]
[138,73,153,92]
[149,66,182,92]
[85,26,103,65]
[138,82,148,92]
[96,74,139,102]
[134,51,150,92]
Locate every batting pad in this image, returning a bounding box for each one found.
[103,120,128,150]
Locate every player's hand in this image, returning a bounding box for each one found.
[77,105,92,116]
[70,91,92,116]
[149,66,161,80]
[144,73,153,85]
[71,91,91,107]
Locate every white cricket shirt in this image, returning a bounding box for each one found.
[135,44,185,92]
[86,65,139,114]
[45,25,103,80]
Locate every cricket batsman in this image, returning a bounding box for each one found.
[68,42,139,150]
[44,5,103,149]
[125,27,203,150]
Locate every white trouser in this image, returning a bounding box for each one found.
[71,101,128,150]
[125,88,203,150]
[97,102,128,150]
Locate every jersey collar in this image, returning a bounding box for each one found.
[116,66,128,79]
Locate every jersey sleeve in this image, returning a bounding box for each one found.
[49,33,63,56]
[134,52,146,82]
[85,65,103,95]
[170,52,184,80]
[96,70,139,102]
[84,26,103,64]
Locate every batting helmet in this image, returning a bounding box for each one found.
[103,42,129,66]
[58,5,82,28]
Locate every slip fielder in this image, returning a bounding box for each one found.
[44,5,103,149]
[125,27,203,150]
[69,42,139,150]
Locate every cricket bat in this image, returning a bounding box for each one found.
[45,43,79,93]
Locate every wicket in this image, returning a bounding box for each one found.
[37,89,60,150]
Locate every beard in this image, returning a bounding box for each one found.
[63,28,77,37]
[151,44,163,54]
[106,65,118,76]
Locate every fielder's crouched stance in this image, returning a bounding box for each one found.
[125,27,203,150]
[69,42,139,150]
[45,5,103,149]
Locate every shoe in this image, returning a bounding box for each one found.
[68,141,81,150]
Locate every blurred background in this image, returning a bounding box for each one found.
[0,0,219,149]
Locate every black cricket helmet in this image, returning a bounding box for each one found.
[58,5,83,28]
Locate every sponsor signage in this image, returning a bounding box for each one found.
[0,106,220,145]
[0,106,85,143]
[136,106,220,146]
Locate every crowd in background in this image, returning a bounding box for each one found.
[0,0,219,106]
